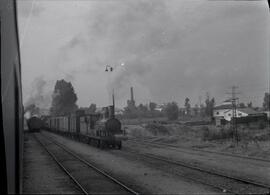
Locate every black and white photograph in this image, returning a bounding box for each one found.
[1,0,269,194]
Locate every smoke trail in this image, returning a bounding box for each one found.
[24,76,52,113]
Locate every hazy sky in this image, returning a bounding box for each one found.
[18,0,269,109]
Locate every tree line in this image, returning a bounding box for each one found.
[122,95,216,120]
[24,79,270,120]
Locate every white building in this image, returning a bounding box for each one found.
[263,111,270,120]
[155,104,166,112]
[217,108,260,121]
[213,100,264,126]
[115,108,124,115]
[213,100,232,119]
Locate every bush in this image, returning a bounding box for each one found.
[145,123,170,136]
[202,126,233,141]
[258,121,266,129]
[165,102,179,120]
[202,126,210,141]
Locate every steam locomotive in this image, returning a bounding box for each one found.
[27,116,44,132]
[48,106,127,149]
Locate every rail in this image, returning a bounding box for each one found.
[34,133,139,195]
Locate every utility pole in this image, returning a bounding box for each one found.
[226,86,240,144]
[112,88,115,110]
[198,95,202,116]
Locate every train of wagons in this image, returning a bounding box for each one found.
[47,105,127,149]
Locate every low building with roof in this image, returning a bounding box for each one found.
[213,100,267,126]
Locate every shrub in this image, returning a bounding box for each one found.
[258,121,266,129]
[165,102,179,120]
[145,123,170,136]
[202,126,233,141]
[202,126,210,141]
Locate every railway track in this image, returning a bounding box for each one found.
[127,138,270,163]
[34,133,139,195]
[115,148,270,195]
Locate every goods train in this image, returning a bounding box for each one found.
[0,0,24,194]
[48,106,127,149]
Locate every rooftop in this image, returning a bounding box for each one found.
[214,104,233,110]
[238,108,261,115]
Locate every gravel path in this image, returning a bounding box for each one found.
[44,131,221,194]
[23,133,82,194]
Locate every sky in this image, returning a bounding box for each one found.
[18,0,269,109]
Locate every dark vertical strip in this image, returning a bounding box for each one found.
[14,70,20,194]
[0,13,8,195]
[76,116,80,133]
[13,0,22,74]
[68,115,70,132]
[14,0,23,193]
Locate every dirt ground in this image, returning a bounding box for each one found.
[44,131,221,194]
[123,122,270,159]
[124,140,270,186]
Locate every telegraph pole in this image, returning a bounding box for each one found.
[227,86,240,144]
[112,88,115,111]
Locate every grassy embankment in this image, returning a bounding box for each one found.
[122,117,270,158]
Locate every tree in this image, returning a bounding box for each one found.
[263,92,270,111]
[89,103,97,113]
[165,102,179,120]
[50,79,78,116]
[123,105,138,118]
[149,102,157,112]
[199,104,205,117]
[194,104,199,116]
[137,103,148,117]
[239,102,246,108]
[247,101,252,108]
[184,98,191,115]
[138,104,148,112]
[205,97,215,117]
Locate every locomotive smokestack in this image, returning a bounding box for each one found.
[109,105,115,118]
[112,88,115,118]
[130,87,134,101]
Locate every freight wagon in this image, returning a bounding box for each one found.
[48,106,127,149]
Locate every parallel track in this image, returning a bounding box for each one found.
[119,148,270,195]
[127,138,270,163]
[34,133,139,195]
[34,134,88,194]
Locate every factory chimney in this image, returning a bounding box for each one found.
[130,87,134,101]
